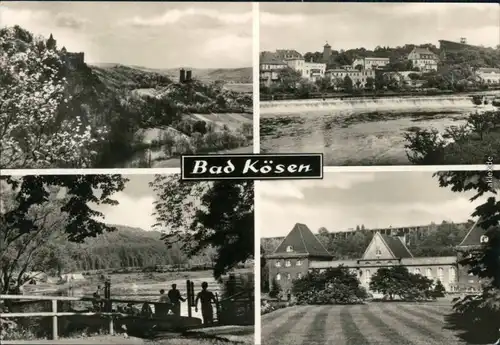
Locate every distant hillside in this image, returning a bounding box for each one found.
[90,64,252,84]
[65,224,217,272]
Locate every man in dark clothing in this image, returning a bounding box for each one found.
[167,284,185,316]
[195,282,216,325]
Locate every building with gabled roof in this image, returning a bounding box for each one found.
[266,221,484,293]
[408,47,438,72]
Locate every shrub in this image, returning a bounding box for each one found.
[292,266,367,305]
[268,279,281,299]
[433,280,446,298]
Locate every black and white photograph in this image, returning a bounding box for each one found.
[0,174,255,344]
[259,169,500,345]
[259,2,500,166]
[0,1,253,169]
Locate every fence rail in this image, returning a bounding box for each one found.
[1,294,118,341]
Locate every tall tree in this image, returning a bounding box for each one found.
[0,27,103,168]
[150,175,254,278]
[0,174,127,293]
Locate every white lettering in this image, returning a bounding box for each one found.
[191,160,207,174]
[298,164,312,173]
[242,159,259,174]
[287,164,297,173]
[209,166,223,174]
[224,160,235,173]
[274,164,285,173]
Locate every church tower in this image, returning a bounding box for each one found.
[322,42,332,63]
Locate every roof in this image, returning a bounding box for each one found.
[458,218,487,247]
[260,51,287,65]
[324,42,331,48]
[380,234,413,258]
[410,47,437,58]
[364,57,390,61]
[272,223,332,258]
[275,49,303,59]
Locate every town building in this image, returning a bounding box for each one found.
[322,42,332,63]
[286,58,326,82]
[476,68,500,85]
[407,47,439,72]
[260,50,327,83]
[259,52,288,87]
[352,57,390,70]
[266,220,485,294]
[325,67,375,89]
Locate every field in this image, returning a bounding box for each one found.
[261,302,468,345]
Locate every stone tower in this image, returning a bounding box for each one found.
[323,42,332,63]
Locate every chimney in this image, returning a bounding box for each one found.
[460,37,467,44]
[186,70,192,82]
[179,68,186,83]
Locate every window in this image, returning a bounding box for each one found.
[480,235,489,243]
[296,260,302,266]
[286,245,293,252]
[438,267,444,281]
[285,260,291,267]
[276,273,281,281]
[414,268,421,274]
[449,267,457,282]
[286,273,291,280]
[297,273,303,279]
[375,248,382,258]
[426,268,432,279]
[365,270,371,284]
[275,261,281,267]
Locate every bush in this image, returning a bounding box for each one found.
[370,266,435,301]
[405,111,500,165]
[268,279,281,299]
[292,266,367,305]
[432,280,446,298]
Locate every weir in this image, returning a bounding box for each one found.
[260,94,484,114]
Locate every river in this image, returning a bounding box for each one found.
[260,92,499,165]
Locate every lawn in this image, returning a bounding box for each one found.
[261,302,468,345]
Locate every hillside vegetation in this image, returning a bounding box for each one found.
[0,26,253,169]
[40,225,220,276]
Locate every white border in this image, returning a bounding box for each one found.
[252,1,260,156]
[323,165,487,173]
[252,3,262,345]
[0,168,181,176]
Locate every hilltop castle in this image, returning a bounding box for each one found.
[266,220,485,294]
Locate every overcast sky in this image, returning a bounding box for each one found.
[259,171,497,238]
[92,175,156,231]
[260,2,500,53]
[0,1,252,68]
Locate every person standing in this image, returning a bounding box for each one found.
[195,282,216,325]
[167,284,185,316]
[157,289,171,316]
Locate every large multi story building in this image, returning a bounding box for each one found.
[352,57,390,70]
[259,50,327,84]
[266,220,484,294]
[407,47,439,72]
[325,67,376,89]
[259,52,288,87]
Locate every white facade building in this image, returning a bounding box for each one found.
[352,57,390,70]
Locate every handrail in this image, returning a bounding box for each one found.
[0,294,202,342]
